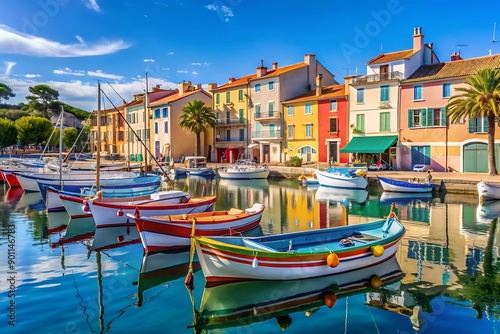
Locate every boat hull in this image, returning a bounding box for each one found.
[217,166,269,180]
[478,181,500,202]
[378,176,433,193]
[315,169,367,189]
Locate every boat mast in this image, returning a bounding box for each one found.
[96,82,101,190]
[59,105,64,190]
[144,73,149,172]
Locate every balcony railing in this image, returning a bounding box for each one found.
[215,118,245,126]
[254,111,281,121]
[251,130,282,139]
[351,71,404,85]
[215,137,246,142]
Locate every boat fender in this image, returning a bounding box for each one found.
[323,291,337,308]
[326,252,339,268]
[339,238,354,247]
[117,208,124,217]
[252,256,258,268]
[181,196,188,203]
[82,201,90,212]
[134,207,140,219]
[371,245,384,257]
[370,274,382,289]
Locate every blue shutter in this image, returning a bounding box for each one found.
[408,109,413,128]
[468,118,475,133]
[440,108,447,126]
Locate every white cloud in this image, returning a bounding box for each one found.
[161,67,170,71]
[83,0,101,12]
[144,59,155,62]
[192,71,198,75]
[221,6,234,17]
[87,70,123,80]
[168,52,174,55]
[53,68,86,76]
[191,62,201,66]
[0,24,130,57]
[205,4,234,22]
[177,70,188,73]
[4,61,16,76]
[25,74,41,78]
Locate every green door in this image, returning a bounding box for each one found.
[463,143,488,173]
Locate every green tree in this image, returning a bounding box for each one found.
[48,127,60,147]
[180,100,216,156]
[447,69,500,175]
[14,116,53,146]
[0,118,18,150]
[0,83,15,103]
[62,127,78,150]
[26,84,60,119]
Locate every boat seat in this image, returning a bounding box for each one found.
[242,239,277,252]
[228,208,244,215]
[245,203,264,214]
[350,232,382,243]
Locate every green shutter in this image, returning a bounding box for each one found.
[408,109,413,128]
[440,107,447,126]
[238,90,243,101]
[427,108,433,126]
[421,109,427,127]
[484,117,488,132]
[468,118,475,133]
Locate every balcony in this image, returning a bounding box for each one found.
[254,111,281,121]
[215,136,247,143]
[251,130,282,140]
[215,118,245,126]
[351,71,404,85]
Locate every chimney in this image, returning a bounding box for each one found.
[344,76,356,96]
[413,27,424,52]
[256,60,267,77]
[272,62,278,69]
[178,80,191,96]
[315,74,323,96]
[450,51,463,61]
[207,83,218,91]
[228,77,236,83]
[193,84,202,90]
[152,84,161,92]
[304,53,316,65]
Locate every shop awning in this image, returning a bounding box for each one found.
[247,143,258,148]
[340,135,398,153]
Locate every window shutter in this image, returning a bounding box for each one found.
[408,109,413,128]
[468,118,475,133]
[440,108,447,126]
[484,117,489,132]
[427,108,433,126]
[421,109,427,126]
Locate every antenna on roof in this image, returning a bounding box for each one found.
[456,44,467,54]
[260,59,264,67]
[490,23,500,55]
[342,68,353,75]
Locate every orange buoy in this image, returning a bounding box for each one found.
[326,252,340,268]
[370,274,382,289]
[371,245,385,257]
[323,291,337,308]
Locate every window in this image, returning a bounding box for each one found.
[329,118,338,133]
[442,83,451,98]
[239,128,244,141]
[468,117,488,133]
[164,121,168,134]
[330,100,337,111]
[414,85,423,100]
[238,89,243,101]
[226,111,230,121]
[287,105,294,116]
[268,101,274,116]
[255,84,261,93]
[238,109,244,122]
[408,108,447,128]
[380,85,390,102]
[270,123,276,137]
[409,109,422,127]
[255,104,261,118]
[412,146,431,165]
[154,122,158,134]
[305,124,312,138]
[356,114,365,132]
[226,129,231,140]
[357,88,364,103]
[288,125,294,139]
[154,109,160,119]
[162,107,168,118]
[305,104,312,115]
[380,112,390,131]
[226,91,230,103]
[216,94,220,104]
[269,81,274,91]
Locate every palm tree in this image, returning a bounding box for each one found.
[180,100,216,156]
[447,69,500,175]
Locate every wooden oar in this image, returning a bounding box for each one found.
[184,218,197,291]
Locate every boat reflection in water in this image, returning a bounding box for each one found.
[379,192,433,206]
[191,256,403,332]
[90,225,141,252]
[315,186,368,205]
[49,216,95,247]
[476,201,500,224]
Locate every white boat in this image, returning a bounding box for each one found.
[476,201,500,224]
[181,156,216,177]
[378,176,433,193]
[217,160,269,179]
[315,169,367,189]
[315,186,368,205]
[477,181,500,202]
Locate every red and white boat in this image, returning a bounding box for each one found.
[130,203,265,253]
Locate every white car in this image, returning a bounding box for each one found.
[413,164,425,172]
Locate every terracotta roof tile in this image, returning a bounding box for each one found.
[149,89,211,107]
[402,54,500,83]
[283,84,346,103]
[367,49,417,65]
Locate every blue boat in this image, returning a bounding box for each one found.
[378,176,433,193]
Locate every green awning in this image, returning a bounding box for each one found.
[340,135,398,153]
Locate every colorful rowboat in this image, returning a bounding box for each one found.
[315,169,367,189]
[194,206,404,285]
[131,203,265,253]
[378,176,433,193]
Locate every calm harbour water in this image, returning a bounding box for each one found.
[1,177,499,333]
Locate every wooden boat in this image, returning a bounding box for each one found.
[315,186,368,205]
[192,256,403,332]
[477,181,500,202]
[217,160,269,179]
[180,156,216,177]
[378,176,433,193]
[379,191,433,206]
[131,203,265,253]
[298,174,319,186]
[85,193,217,228]
[194,205,404,285]
[315,169,367,189]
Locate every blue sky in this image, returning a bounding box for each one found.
[0,0,499,111]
